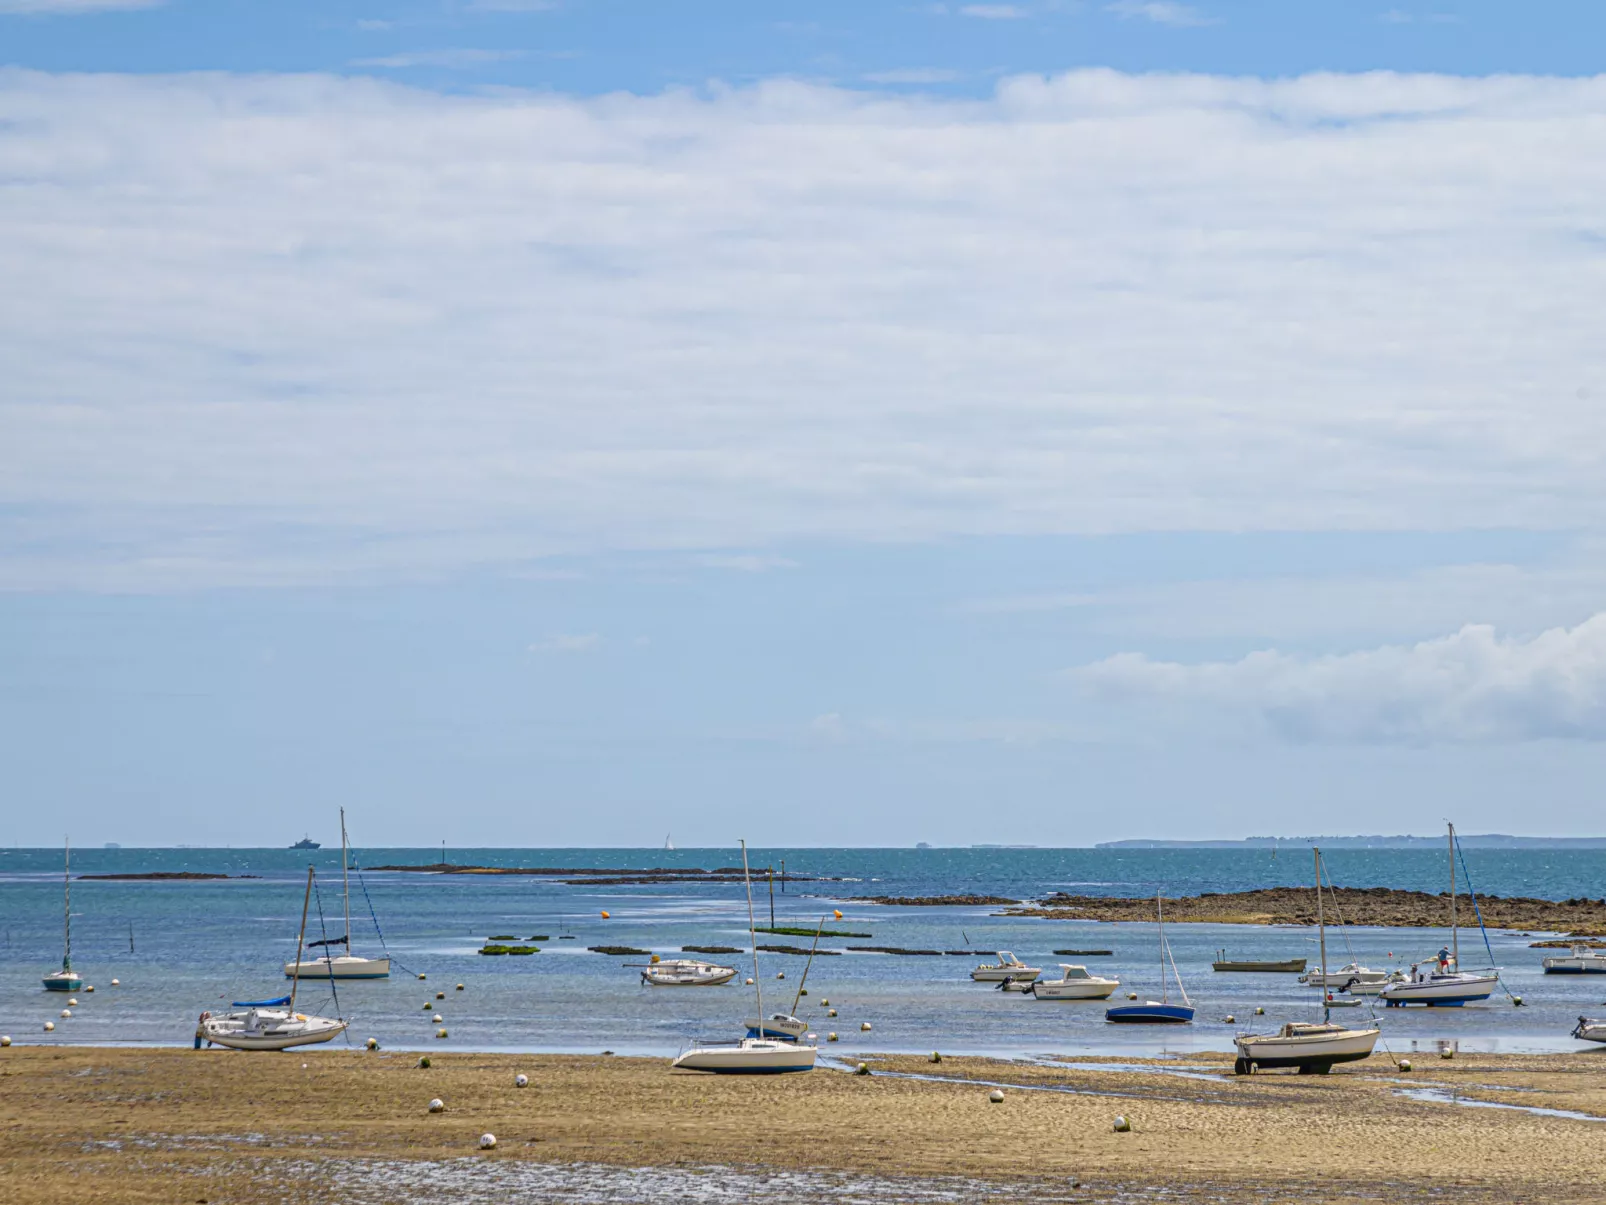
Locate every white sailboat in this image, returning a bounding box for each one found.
[746,914,829,1039]
[640,958,738,986]
[203,867,347,1051]
[671,841,818,1074]
[282,809,390,980]
[1234,848,1379,1074]
[42,838,84,992]
[1378,823,1500,1007]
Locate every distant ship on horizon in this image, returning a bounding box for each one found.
[290,835,321,850]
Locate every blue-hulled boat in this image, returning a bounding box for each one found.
[1105,891,1195,1025]
[1106,1001,1195,1023]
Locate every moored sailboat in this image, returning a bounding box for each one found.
[1378,824,1500,1007]
[282,810,390,980]
[42,838,84,992]
[1234,849,1379,1074]
[1106,894,1195,1024]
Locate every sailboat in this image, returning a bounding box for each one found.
[1233,849,1380,1074]
[664,833,675,851]
[671,841,818,1073]
[1105,893,1194,1023]
[202,866,348,1050]
[42,838,84,992]
[745,914,827,1040]
[1378,823,1500,1007]
[282,809,390,980]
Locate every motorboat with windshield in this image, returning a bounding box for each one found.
[1031,964,1120,1000]
[1300,963,1391,989]
[970,952,1041,983]
[1234,849,1378,1074]
[641,958,737,986]
[1543,943,1606,974]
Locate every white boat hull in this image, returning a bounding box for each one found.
[641,960,737,986]
[1031,979,1118,1000]
[971,967,1041,982]
[745,1014,810,1040]
[201,1009,348,1051]
[1544,953,1606,974]
[1235,1024,1379,1072]
[1300,965,1390,988]
[671,1039,817,1073]
[1379,972,1499,1006]
[283,955,391,980]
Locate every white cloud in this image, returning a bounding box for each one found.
[1075,615,1606,743]
[693,553,799,573]
[529,633,601,653]
[863,68,964,84]
[351,49,524,69]
[0,0,160,11]
[959,4,1027,18]
[1105,1,1215,26]
[5,69,1606,590]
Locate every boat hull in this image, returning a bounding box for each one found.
[971,968,1041,982]
[671,1041,817,1073]
[1543,961,1606,974]
[641,961,737,986]
[42,972,83,992]
[744,1015,810,1040]
[1106,1003,1194,1024]
[201,1011,347,1051]
[1379,973,1498,1006]
[1301,966,1390,988]
[283,956,391,980]
[1031,980,1118,1000]
[1234,1026,1379,1072]
[1212,960,1306,973]
[1573,1017,1606,1044]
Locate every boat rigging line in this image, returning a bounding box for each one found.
[309,869,350,1045]
[1451,827,1522,1007]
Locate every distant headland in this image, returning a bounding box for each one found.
[1096,835,1606,850]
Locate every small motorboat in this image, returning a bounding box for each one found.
[671,1037,818,1073]
[1301,962,1391,989]
[1322,993,1363,1008]
[1234,1021,1379,1074]
[1543,944,1606,975]
[641,958,737,986]
[970,952,1041,983]
[1212,951,1306,973]
[1572,1016,1606,1044]
[283,954,392,980]
[744,1012,810,1040]
[200,999,348,1051]
[1337,970,1406,996]
[1030,964,1120,1000]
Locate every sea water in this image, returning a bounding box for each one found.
[2,846,1603,1056]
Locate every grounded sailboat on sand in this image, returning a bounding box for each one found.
[1233,849,1379,1075]
[671,841,817,1073]
[203,866,347,1051]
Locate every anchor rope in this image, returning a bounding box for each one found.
[348,847,426,979]
[310,871,350,1044]
[1452,831,1521,1006]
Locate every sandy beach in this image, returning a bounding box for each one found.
[3,1044,1605,1203]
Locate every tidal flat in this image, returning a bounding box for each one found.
[3,1046,1606,1203]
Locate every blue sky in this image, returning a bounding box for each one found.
[4,1,1606,846]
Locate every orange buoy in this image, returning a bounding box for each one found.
[600,910,610,919]
[833,910,843,920]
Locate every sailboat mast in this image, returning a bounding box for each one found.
[741,840,762,1027]
[790,915,826,1015]
[1448,822,1458,968]
[1157,892,1166,1004]
[289,866,313,1013]
[63,837,71,971]
[1315,847,1328,1021]
[341,808,352,958]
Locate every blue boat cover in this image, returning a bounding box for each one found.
[231,995,292,1008]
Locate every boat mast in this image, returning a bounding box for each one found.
[340,808,352,959]
[1448,822,1458,969]
[790,915,827,1015]
[1157,892,1167,1004]
[1315,847,1327,1022]
[63,837,72,972]
[289,866,313,1013]
[741,840,762,1029]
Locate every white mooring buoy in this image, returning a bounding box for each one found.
[366,1037,379,1050]
[432,1014,443,1023]
[515,1073,529,1088]
[428,1098,445,1113]
[861,1022,872,1031]
[59,1010,71,1019]
[988,1089,1004,1104]
[480,1133,497,1150]
[1,1035,11,1047]
[1114,1115,1132,1132]
[44,1022,55,1032]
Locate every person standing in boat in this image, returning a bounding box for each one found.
[1437,945,1452,971]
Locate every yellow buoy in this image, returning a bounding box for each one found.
[436,991,445,1000]
[366,1038,379,1050]
[827,1032,838,1041]
[1398,1059,1412,1072]
[827,1009,837,1018]
[833,910,843,920]
[437,1028,449,1039]
[456,983,465,991]
[418,973,427,981]
[1114,1115,1131,1132]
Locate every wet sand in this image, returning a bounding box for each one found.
[3,1045,1605,1203]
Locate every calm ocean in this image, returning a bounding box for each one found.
[3,846,1603,1057]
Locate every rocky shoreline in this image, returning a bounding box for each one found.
[1009,887,1606,933]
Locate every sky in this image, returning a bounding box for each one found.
[3,2,1606,847]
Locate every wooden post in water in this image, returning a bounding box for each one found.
[768,866,776,928]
